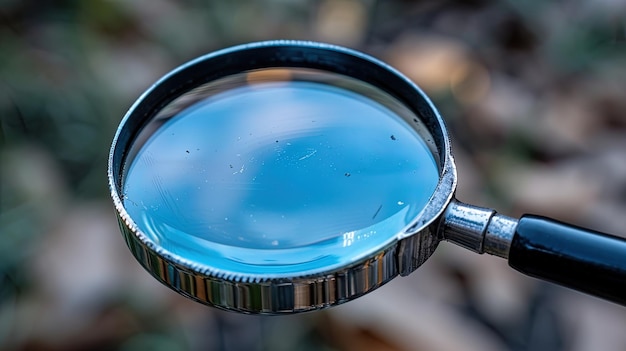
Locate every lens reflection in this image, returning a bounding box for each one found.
[122,69,440,275]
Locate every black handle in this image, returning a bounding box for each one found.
[508,215,626,305]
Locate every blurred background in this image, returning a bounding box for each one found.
[2,0,626,350]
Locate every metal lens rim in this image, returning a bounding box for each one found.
[107,40,457,313]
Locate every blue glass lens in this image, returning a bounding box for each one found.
[122,68,440,277]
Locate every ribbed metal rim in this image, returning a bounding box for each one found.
[107,40,457,314]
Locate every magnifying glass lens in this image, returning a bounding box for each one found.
[122,68,440,276]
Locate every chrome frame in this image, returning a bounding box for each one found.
[108,41,516,314]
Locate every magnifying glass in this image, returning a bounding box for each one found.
[108,40,626,314]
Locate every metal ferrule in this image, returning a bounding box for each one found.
[441,199,518,258]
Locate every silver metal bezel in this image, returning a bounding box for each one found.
[107,40,457,314]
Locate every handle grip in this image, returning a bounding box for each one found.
[508,215,626,305]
